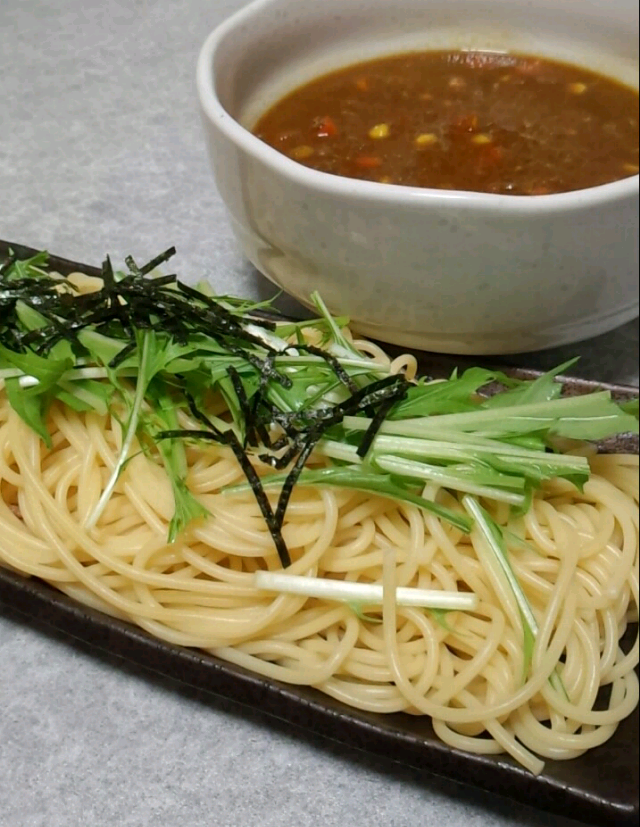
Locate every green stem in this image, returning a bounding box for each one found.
[85,332,151,530]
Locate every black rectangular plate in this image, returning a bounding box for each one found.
[0,240,638,827]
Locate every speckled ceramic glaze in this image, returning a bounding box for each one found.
[197,0,639,355]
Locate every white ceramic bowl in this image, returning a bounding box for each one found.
[197,0,639,355]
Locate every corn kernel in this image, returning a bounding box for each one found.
[290,145,314,160]
[368,123,390,139]
[378,175,393,184]
[415,133,438,146]
[568,82,587,95]
[471,134,492,144]
[623,162,639,174]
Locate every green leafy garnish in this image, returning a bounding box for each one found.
[462,495,568,697]
[0,343,72,446]
[0,246,636,584]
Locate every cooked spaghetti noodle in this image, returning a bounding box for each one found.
[0,262,638,773]
[0,348,637,775]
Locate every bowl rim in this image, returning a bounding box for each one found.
[196,0,639,213]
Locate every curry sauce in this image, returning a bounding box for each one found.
[253,50,639,195]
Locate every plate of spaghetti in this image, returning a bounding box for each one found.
[0,241,637,826]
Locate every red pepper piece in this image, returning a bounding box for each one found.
[354,155,383,168]
[314,115,338,138]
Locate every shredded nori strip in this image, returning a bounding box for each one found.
[158,427,292,568]
[2,247,414,572]
[227,365,257,448]
[356,386,409,458]
[225,340,291,389]
[263,374,409,434]
[175,375,408,566]
[250,353,277,449]
[293,343,359,394]
[182,390,217,431]
[273,432,322,529]
[1,248,287,363]
[223,430,291,568]
[138,246,177,276]
[177,390,293,567]
[109,340,137,369]
[124,255,140,275]
[258,435,306,470]
[256,376,409,522]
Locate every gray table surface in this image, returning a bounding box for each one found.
[0,2,637,826]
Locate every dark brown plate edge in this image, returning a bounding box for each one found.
[0,239,638,827]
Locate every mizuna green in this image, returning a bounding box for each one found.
[0,248,637,639]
